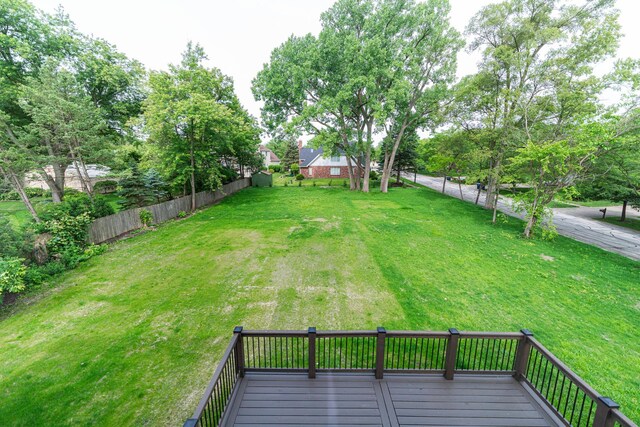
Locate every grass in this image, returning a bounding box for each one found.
[0,186,638,426]
[573,200,617,207]
[0,200,36,228]
[600,216,640,232]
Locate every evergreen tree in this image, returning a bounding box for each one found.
[281,139,299,173]
[143,169,169,203]
[118,164,152,209]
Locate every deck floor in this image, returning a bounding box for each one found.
[223,373,561,427]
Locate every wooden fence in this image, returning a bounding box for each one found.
[88,178,250,244]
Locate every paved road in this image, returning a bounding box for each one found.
[404,173,640,261]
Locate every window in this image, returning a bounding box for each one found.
[308,167,313,176]
[330,167,341,176]
[330,155,340,163]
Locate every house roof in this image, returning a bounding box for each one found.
[259,145,280,162]
[299,147,349,167]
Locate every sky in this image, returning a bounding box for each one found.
[31,0,640,127]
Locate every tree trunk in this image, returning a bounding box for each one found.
[380,124,408,193]
[491,187,500,224]
[621,200,627,221]
[441,174,446,193]
[396,166,401,183]
[345,155,356,190]
[362,146,371,193]
[1,166,40,223]
[458,176,464,201]
[484,154,502,210]
[354,159,362,190]
[189,139,196,211]
[40,165,66,203]
[475,187,481,205]
[523,214,538,238]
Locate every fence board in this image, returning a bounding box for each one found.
[88,178,250,244]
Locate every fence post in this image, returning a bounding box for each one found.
[233,326,244,378]
[308,327,316,379]
[593,397,620,427]
[375,327,386,379]
[513,329,533,380]
[444,328,460,380]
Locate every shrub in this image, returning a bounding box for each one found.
[38,193,115,222]
[298,181,302,187]
[313,181,316,187]
[343,180,347,187]
[178,211,187,219]
[284,182,288,187]
[369,170,379,180]
[0,190,20,201]
[39,213,93,256]
[295,174,305,181]
[0,257,27,296]
[270,164,282,173]
[94,180,118,193]
[24,188,49,198]
[139,209,153,227]
[0,216,26,258]
[290,163,300,174]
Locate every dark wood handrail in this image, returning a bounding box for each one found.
[185,328,637,427]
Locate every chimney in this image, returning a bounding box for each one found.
[297,139,302,151]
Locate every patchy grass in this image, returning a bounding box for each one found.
[573,200,617,207]
[600,216,640,232]
[0,200,35,228]
[0,186,638,426]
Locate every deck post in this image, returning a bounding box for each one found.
[308,327,316,379]
[233,326,245,378]
[444,328,460,380]
[593,397,620,427]
[375,327,386,379]
[513,329,533,380]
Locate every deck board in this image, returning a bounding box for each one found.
[223,373,561,426]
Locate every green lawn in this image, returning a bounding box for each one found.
[0,186,638,426]
[601,216,640,232]
[0,200,35,228]
[574,200,617,207]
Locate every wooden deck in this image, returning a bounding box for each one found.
[222,373,562,427]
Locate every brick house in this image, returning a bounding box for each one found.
[298,141,359,179]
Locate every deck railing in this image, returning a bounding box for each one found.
[184,327,637,427]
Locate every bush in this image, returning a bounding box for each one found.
[0,257,27,296]
[0,216,26,258]
[343,180,347,187]
[40,213,93,256]
[94,180,118,193]
[369,170,379,180]
[139,209,153,227]
[219,166,239,185]
[39,193,115,222]
[178,211,187,219]
[270,164,282,173]
[298,181,302,187]
[295,174,305,181]
[290,163,300,174]
[24,188,50,198]
[0,190,20,201]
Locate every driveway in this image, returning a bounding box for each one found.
[404,173,640,261]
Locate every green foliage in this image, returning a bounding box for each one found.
[24,188,49,198]
[38,213,92,256]
[0,191,20,201]
[369,170,379,181]
[139,209,153,227]
[0,215,29,258]
[117,164,153,209]
[144,42,260,197]
[269,164,282,173]
[38,193,114,222]
[0,257,27,296]
[290,163,299,174]
[143,169,169,203]
[93,180,118,191]
[295,173,304,181]
[177,211,187,219]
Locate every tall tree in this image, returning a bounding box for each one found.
[18,61,107,202]
[145,42,259,210]
[463,0,621,221]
